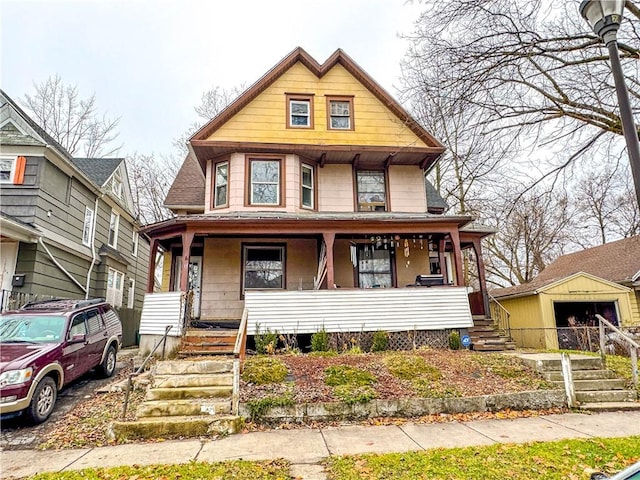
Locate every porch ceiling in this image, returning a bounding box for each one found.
[140,211,476,241]
[190,140,444,172]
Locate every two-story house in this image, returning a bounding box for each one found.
[139,48,495,353]
[0,90,149,345]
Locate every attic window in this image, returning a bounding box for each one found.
[327,96,354,130]
[0,156,25,184]
[286,94,314,129]
[112,174,122,199]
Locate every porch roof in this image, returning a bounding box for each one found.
[141,211,482,240]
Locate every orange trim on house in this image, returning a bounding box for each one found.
[14,156,26,184]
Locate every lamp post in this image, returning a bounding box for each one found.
[579,0,640,209]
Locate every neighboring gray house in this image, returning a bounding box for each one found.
[0,90,149,327]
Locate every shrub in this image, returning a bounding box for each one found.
[448,331,461,350]
[371,330,389,352]
[254,324,278,355]
[311,328,330,352]
[383,354,442,382]
[334,384,377,405]
[241,356,288,384]
[324,365,376,387]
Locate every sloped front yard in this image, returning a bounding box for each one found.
[239,350,557,421]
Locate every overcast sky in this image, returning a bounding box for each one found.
[1,0,425,159]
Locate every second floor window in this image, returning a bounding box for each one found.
[249,158,281,206]
[301,163,314,209]
[356,170,386,212]
[0,157,16,183]
[132,231,139,257]
[82,206,94,246]
[108,211,119,248]
[214,161,228,207]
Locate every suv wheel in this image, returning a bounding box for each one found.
[98,345,117,378]
[27,376,57,424]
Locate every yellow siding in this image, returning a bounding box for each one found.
[160,252,171,292]
[497,295,549,349]
[630,291,640,325]
[207,63,425,148]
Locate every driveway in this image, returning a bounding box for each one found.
[0,348,137,450]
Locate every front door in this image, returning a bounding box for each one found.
[356,244,393,288]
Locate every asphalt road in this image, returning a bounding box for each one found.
[0,351,135,450]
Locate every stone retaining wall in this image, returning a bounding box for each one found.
[239,390,566,423]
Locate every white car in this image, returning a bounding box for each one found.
[591,462,640,480]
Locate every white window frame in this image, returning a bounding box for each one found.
[249,159,281,206]
[111,173,123,199]
[132,231,139,257]
[214,161,229,208]
[0,156,16,184]
[301,163,314,209]
[289,99,310,127]
[82,206,95,246]
[127,278,135,309]
[107,268,124,307]
[108,211,120,248]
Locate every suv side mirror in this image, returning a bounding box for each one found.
[69,334,86,344]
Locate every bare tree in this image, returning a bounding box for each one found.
[127,153,180,224]
[173,85,245,156]
[22,75,120,157]
[483,188,576,287]
[402,0,640,188]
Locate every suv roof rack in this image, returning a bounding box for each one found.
[21,298,106,311]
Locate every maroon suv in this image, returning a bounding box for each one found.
[0,298,122,423]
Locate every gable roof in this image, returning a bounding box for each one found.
[0,121,45,147]
[189,47,445,172]
[164,154,205,209]
[492,235,640,298]
[71,157,123,186]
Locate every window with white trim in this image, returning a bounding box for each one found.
[214,161,228,208]
[286,94,313,128]
[111,173,122,199]
[301,163,314,209]
[132,231,139,257]
[108,211,119,248]
[127,278,135,309]
[82,206,94,246]
[249,158,281,205]
[0,157,16,183]
[106,268,124,307]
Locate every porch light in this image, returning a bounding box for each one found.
[579,0,640,208]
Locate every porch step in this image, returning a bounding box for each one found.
[117,358,239,441]
[469,316,511,352]
[111,415,242,441]
[180,328,237,357]
[551,379,626,391]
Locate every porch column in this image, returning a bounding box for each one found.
[437,238,447,282]
[179,231,195,292]
[449,230,464,287]
[323,232,336,289]
[146,239,159,293]
[472,237,490,317]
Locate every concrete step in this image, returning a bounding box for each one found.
[136,399,232,418]
[579,401,640,412]
[519,355,603,372]
[145,385,233,401]
[551,379,626,391]
[575,390,638,403]
[154,359,234,375]
[152,373,234,388]
[544,370,616,382]
[110,415,243,441]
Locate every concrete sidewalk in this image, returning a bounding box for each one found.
[2,411,640,479]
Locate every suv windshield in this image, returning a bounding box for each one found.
[0,315,66,343]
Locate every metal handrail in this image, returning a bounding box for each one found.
[121,325,172,420]
[595,314,639,390]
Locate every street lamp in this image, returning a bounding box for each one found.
[579,0,640,209]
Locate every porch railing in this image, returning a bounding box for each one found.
[232,308,249,415]
[596,314,639,391]
[488,293,511,340]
